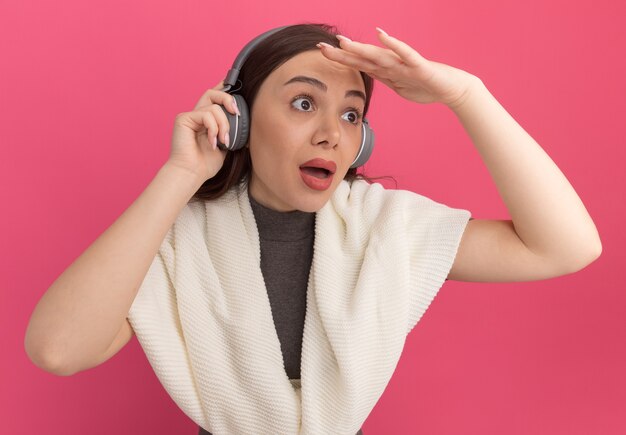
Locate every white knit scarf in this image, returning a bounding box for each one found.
[127,179,471,434]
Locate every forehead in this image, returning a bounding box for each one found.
[266,49,365,92]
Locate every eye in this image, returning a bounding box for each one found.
[291,94,314,112]
[342,109,363,125]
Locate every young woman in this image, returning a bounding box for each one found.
[25,23,601,435]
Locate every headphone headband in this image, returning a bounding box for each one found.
[222,26,289,92]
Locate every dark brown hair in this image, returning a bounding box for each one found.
[190,23,395,203]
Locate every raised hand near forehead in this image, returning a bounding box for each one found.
[317,28,478,109]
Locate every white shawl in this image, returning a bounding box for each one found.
[127,179,471,434]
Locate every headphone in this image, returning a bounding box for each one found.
[215,25,375,169]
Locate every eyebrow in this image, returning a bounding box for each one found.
[283,75,366,103]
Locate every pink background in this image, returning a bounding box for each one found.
[3,0,625,434]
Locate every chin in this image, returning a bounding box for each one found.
[298,189,337,213]
[288,192,326,213]
[295,200,325,213]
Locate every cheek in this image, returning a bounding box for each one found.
[252,115,305,161]
[250,127,291,179]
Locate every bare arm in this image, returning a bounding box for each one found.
[24,163,203,375]
[447,77,601,280]
[24,82,237,375]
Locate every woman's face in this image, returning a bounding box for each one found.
[247,49,367,212]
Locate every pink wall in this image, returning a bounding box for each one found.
[3,0,625,434]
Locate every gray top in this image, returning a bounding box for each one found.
[248,188,316,381]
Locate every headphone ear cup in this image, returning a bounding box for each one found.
[217,94,250,151]
[350,118,375,168]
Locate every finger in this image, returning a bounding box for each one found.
[201,111,219,150]
[317,43,381,73]
[208,104,231,147]
[334,35,403,69]
[194,89,240,115]
[374,28,425,67]
[193,88,221,110]
[177,110,219,149]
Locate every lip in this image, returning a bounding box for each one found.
[299,168,334,191]
[298,158,337,191]
[299,158,337,174]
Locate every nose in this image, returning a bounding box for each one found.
[311,110,341,148]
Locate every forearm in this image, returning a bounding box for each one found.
[449,76,602,266]
[25,163,203,372]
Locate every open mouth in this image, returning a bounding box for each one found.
[300,167,331,179]
[298,158,336,191]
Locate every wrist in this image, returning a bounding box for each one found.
[445,74,485,112]
[160,162,205,192]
